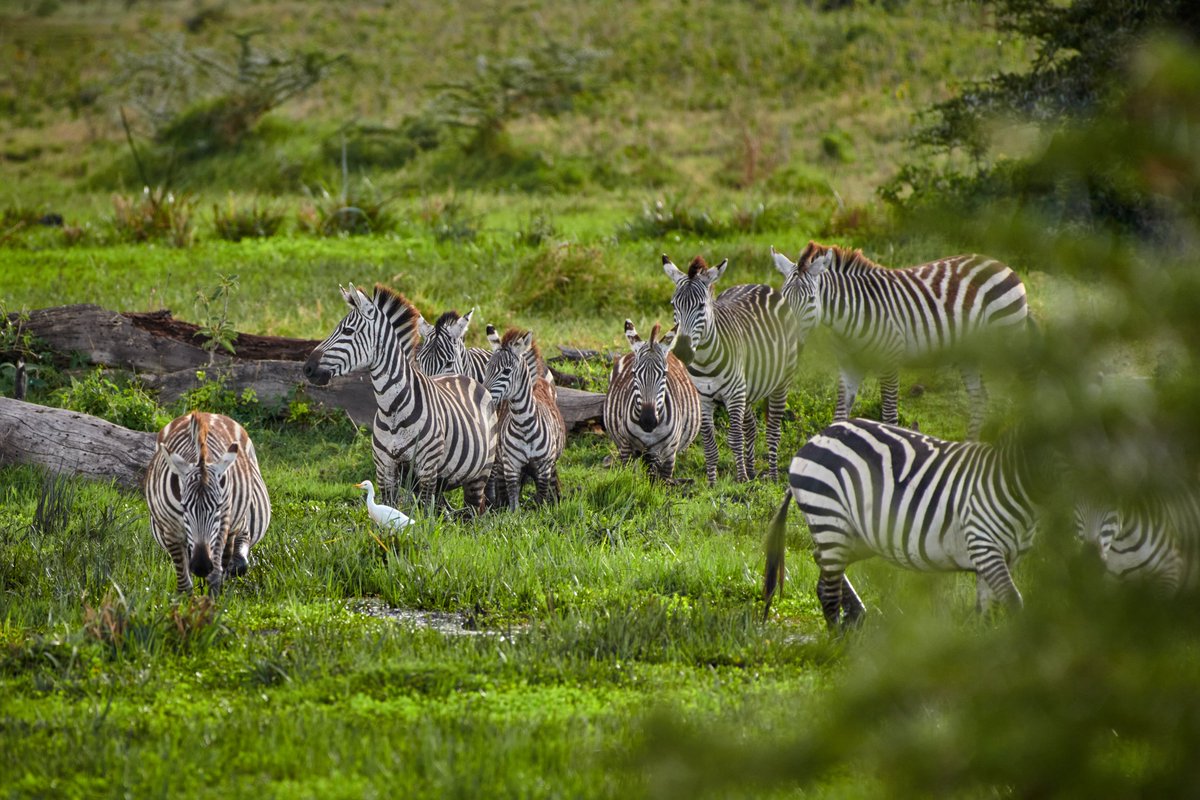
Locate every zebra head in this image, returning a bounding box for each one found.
[1074,501,1119,562]
[305,283,417,385]
[484,328,535,405]
[415,308,474,376]
[663,254,727,358]
[624,319,675,432]
[163,414,239,588]
[771,242,834,336]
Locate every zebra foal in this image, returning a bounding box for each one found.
[144,411,271,595]
[763,419,1039,628]
[771,242,1031,439]
[483,328,566,510]
[304,283,498,512]
[663,254,803,485]
[416,308,490,382]
[603,320,700,481]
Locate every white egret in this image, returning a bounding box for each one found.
[355,480,413,531]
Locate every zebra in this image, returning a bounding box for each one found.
[303,283,498,513]
[663,254,804,484]
[762,418,1039,629]
[603,319,701,481]
[770,242,1031,439]
[482,328,566,510]
[144,411,271,595]
[485,323,551,382]
[1075,494,1200,592]
[415,309,490,382]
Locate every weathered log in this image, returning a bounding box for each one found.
[139,363,608,431]
[0,398,155,490]
[123,309,317,361]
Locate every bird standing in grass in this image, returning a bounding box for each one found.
[355,480,413,531]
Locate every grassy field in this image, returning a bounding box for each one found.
[7,1,1200,798]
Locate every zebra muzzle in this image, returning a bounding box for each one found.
[190,545,214,579]
[303,355,332,386]
[637,405,658,432]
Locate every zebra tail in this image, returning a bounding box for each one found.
[763,492,791,621]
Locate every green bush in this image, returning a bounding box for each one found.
[211,197,285,242]
[110,187,195,247]
[53,369,170,432]
[177,369,262,423]
[298,182,396,237]
[509,242,656,317]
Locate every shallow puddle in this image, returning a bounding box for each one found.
[351,598,528,639]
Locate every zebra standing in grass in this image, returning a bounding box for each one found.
[771,242,1031,439]
[415,309,491,382]
[1075,494,1200,592]
[303,283,497,512]
[763,418,1039,629]
[144,411,271,595]
[663,254,803,484]
[603,320,701,481]
[483,328,566,510]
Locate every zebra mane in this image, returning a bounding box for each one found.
[800,242,871,273]
[500,327,541,360]
[648,322,661,344]
[192,412,210,476]
[373,284,419,348]
[434,310,461,331]
[686,256,709,279]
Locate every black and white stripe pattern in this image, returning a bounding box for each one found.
[303,283,498,512]
[771,242,1030,438]
[603,320,701,481]
[144,412,271,594]
[483,328,566,510]
[1075,494,1200,591]
[664,254,803,484]
[415,309,490,382]
[763,419,1038,628]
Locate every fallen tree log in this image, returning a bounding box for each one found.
[0,398,155,490]
[138,362,608,431]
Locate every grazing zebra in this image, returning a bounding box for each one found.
[483,328,566,510]
[663,254,803,484]
[770,242,1031,439]
[1075,494,1200,592]
[763,419,1038,628]
[303,283,498,512]
[415,309,490,382]
[144,411,271,595]
[603,320,701,481]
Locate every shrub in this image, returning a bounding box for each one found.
[298,182,395,237]
[177,369,263,423]
[617,196,728,241]
[510,243,657,317]
[415,195,478,243]
[53,368,170,432]
[110,186,195,247]
[211,196,285,241]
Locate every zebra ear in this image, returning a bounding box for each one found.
[658,327,678,351]
[702,258,728,285]
[770,246,796,277]
[662,255,687,285]
[486,324,501,351]
[417,314,435,339]
[806,250,834,278]
[166,450,191,478]
[624,319,641,347]
[348,285,376,319]
[212,442,239,477]
[513,331,534,353]
[339,284,354,305]
[451,310,473,340]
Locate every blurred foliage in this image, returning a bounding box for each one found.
[887,1,1200,233]
[110,186,195,246]
[211,196,285,241]
[645,37,1200,798]
[297,181,396,237]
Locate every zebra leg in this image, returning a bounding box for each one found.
[463,476,489,516]
[835,368,863,421]
[765,388,787,481]
[725,392,750,483]
[700,402,720,486]
[962,368,988,440]
[815,569,845,630]
[229,532,251,577]
[535,462,560,505]
[741,409,758,481]
[160,523,193,594]
[374,455,401,509]
[504,461,522,512]
[967,532,1022,611]
[880,370,899,426]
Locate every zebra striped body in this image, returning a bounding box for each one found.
[144,412,271,594]
[772,242,1030,438]
[664,254,803,484]
[416,309,490,382]
[604,320,700,481]
[1075,495,1200,591]
[483,329,566,510]
[304,283,497,512]
[763,419,1038,628]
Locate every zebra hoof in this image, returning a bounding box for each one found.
[230,554,249,577]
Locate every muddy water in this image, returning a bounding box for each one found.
[351,598,528,639]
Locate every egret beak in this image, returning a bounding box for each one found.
[354,482,366,489]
